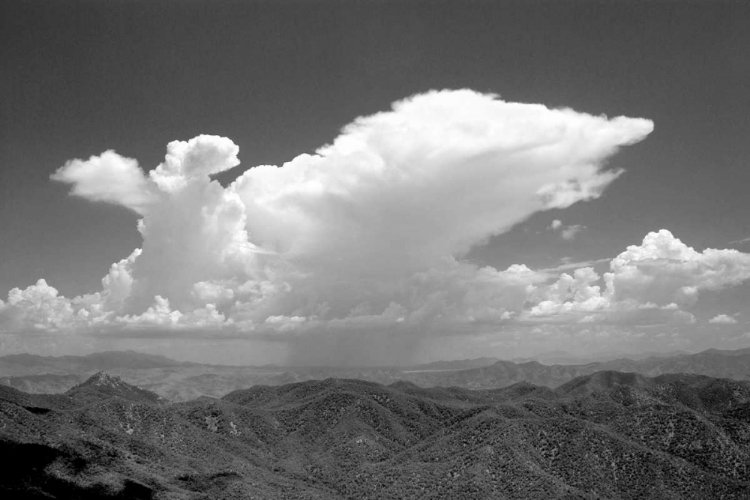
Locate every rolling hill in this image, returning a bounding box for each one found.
[1,370,749,499]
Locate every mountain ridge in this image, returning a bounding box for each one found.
[2,370,749,498]
[1,347,748,402]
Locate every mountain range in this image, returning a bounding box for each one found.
[1,348,748,402]
[2,370,749,499]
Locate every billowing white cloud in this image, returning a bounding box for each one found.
[604,230,750,307]
[522,230,750,325]
[709,314,738,325]
[2,280,78,331]
[149,135,240,192]
[27,90,750,363]
[116,295,183,327]
[51,151,159,215]
[529,267,607,318]
[233,90,651,276]
[101,248,141,309]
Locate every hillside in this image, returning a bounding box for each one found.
[1,371,749,499]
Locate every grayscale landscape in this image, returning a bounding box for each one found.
[2,0,749,498]
[2,355,750,499]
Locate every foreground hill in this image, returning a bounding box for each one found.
[1,371,749,499]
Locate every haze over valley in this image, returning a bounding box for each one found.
[2,348,748,403]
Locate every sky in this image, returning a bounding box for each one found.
[1,0,750,365]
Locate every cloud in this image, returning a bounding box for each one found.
[229,90,652,278]
[671,310,696,325]
[548,219,586,240]
[709,314,738,325]
[101,248,141,310]
[3,89,664,363]
[51,151,158,215]
[149,135,240,192]
[561,225,585,240]
[604,230,750,307]
[522,230,750,326]
[528,267,608,319]
[540,257,610,273]
[2,280,78,332]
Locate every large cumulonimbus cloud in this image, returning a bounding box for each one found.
[5,89,746,363]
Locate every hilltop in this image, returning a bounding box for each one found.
[65,372,168,406]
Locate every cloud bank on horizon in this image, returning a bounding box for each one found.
[1,89,748,363]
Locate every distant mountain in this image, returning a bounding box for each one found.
[402,359,595,389]
[516,349,694,365]
[515,349,580,364]
[0,350,188,376]
[402,348,750,390]
[407,357,500,371]
[0,347,748,402]
[700,347,750,356]
[596,349,750,380]
[1,371,749,498]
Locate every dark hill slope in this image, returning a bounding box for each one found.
[1,371,750,499]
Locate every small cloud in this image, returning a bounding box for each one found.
[709,314,738,325]
[548,219,586,240]
[51,151,158,215]
[729,237,750,246]
[671,310,696,325]
[540,257,609,273]
[561,225,585,240]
